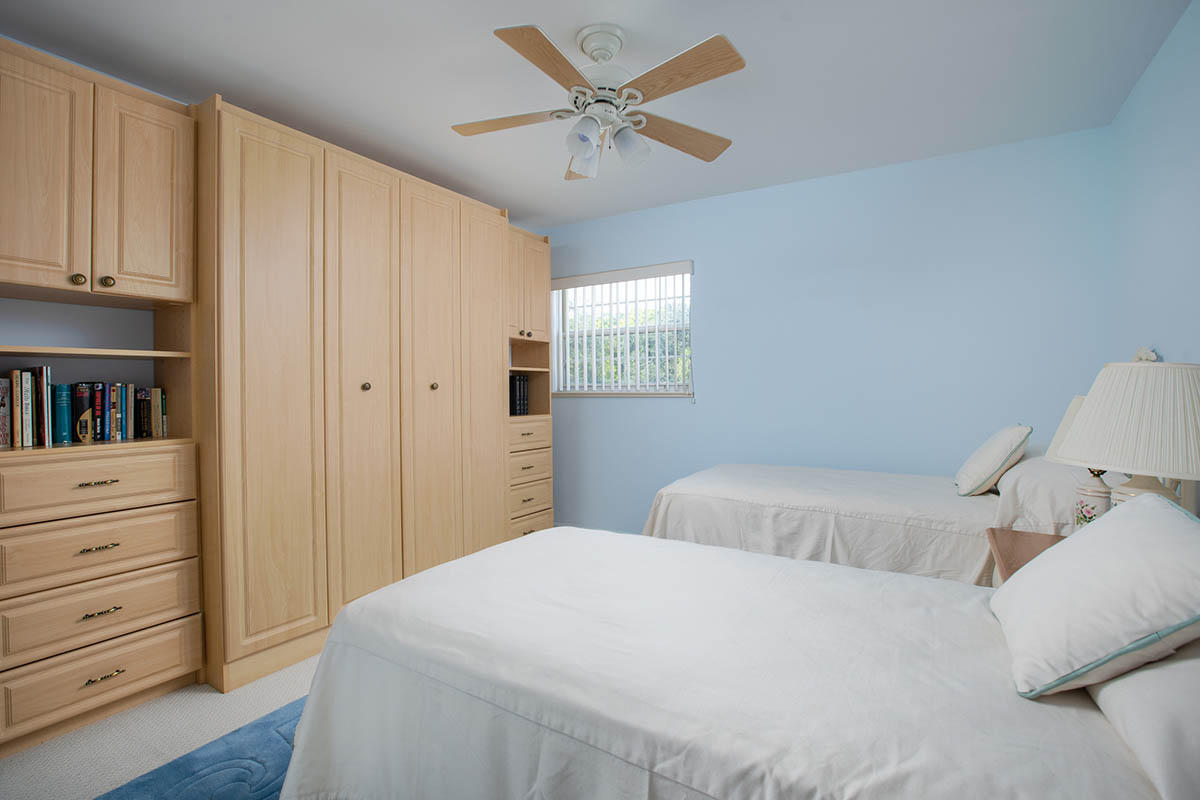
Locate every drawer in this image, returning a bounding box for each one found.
[508,448,552,486]
[0,501,197,599]
[0,615,201,742]
[509,509,554,540]
[508,417,552,452]
[0,442,196,527]
[508,478,552,520]
[0,559,200,670]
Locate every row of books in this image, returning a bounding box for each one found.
[0,368,168,448]
[509,374,531,416]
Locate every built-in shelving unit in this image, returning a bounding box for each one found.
[0,434,192,457]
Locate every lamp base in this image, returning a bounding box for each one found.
[1110,474,1180,505]
[1074,470,1111,526]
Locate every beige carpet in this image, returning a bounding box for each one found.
[0,655,319,800]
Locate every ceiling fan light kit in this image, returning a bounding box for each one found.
[452,23,746,180]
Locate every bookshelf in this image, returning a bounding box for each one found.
[508,338,551,418]
[0,346,190,359]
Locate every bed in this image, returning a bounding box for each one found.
[281,528,1156,799]
[643,464,1001,585]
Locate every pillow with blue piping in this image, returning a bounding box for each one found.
[989,493,1200,698]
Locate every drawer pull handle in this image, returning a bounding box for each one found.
[523,529,536,535]
[83,668,126,687]
[522,497,535,503]
[520,465,535,470]
[520,432,534,436]
[78,478,120,488]
[81,605,123,621]
[79,542,120,554]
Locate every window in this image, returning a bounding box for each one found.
[551,261,692,396]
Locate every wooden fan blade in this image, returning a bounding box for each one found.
[494,25,595,93]
[636,112,731,162]
[452,110,568,136]
[620,35,745,104]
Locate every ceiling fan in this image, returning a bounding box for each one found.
[452,24,746,180]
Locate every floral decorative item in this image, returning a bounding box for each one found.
[1133,347,1159,362]
[1075,498,1103,526]
[1075,468,1112,527]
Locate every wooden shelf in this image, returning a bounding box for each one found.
[0,345,190,360]
[0,435,192,460]
[509,366,549,372]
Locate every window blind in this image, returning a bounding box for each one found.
[551,261,693,396]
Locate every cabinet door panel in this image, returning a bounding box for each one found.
[401,182,462,575]
[218,111,326,659]
[461,204,507,555]
[523,237,551,341]
[0,50,92,292]
[325,152,403,614]
[93,86,194,301]
[504,232,523,338]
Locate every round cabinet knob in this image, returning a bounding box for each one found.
[361,382,372,391]
[519,330,526,336]
[430,382,439,391]
[526,331,533,338]
[69,273,87,286]
[99,276,116,288]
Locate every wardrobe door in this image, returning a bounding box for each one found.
[218,111,327,659]
[92,87,194,302]
[503,232,524,339]
[324,152,403,615]
[401,181,463,575]
[0,49,92,293]
[460,203,508,555]
[523,237,552,342]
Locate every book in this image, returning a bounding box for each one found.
[41,366,52,446]
[72,383,93,443]
[135,388,152,439]
[150,388,163,437]
[118,384,128,441]
[8,371,19,448]
[161,388,167,436]
[0,376,10,447]
[30,368,43,446]
[21,371,33,448]
[109,384,120,442]
[92,383,105,441]
[53,384,71,444]
[102,383,112,441]
[124,383,134,440]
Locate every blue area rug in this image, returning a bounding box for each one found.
[97,697,306,800]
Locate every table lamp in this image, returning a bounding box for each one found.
[1049,361,1200,505]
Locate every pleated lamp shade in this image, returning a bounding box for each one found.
[1051,362,1200,481]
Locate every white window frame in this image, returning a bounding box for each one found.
[551,260,693,398]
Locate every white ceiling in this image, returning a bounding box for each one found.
[0,0,1188,228]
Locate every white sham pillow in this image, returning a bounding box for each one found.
[1087,639,1200,800]
[954,424,1032,496]
[993,456,1124,535]
[989,494,1200,698]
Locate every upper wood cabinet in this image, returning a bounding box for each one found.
[505,227,551,342]
[215,110,327,660]
[0,49,92,293]
[93,87,194,302]
[324,151,403,615]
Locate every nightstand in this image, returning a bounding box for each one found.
[986,528,1063,584]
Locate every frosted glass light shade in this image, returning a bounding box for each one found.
[613,125,650,167]
[1051,362,1200,481]
[565,115,601,159]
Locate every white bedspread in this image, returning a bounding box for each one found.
[643,464,999,585]
[281,529,1153,800]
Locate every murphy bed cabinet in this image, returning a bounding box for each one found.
[0,37,200,757]
[194,96,540,691]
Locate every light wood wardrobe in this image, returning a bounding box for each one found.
[192,96,514,690]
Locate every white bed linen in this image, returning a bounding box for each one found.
[643,464,999,585]
[281,529,1154,800]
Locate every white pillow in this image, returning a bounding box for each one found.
[989,494,1200,698]
[954,425,1031,496]
[1087,639,1200,800]
[993,456,1124,535]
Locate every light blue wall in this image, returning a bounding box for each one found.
[540,130,1116,533]
[538,3,1199,534]
[1111,0,1200,363]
